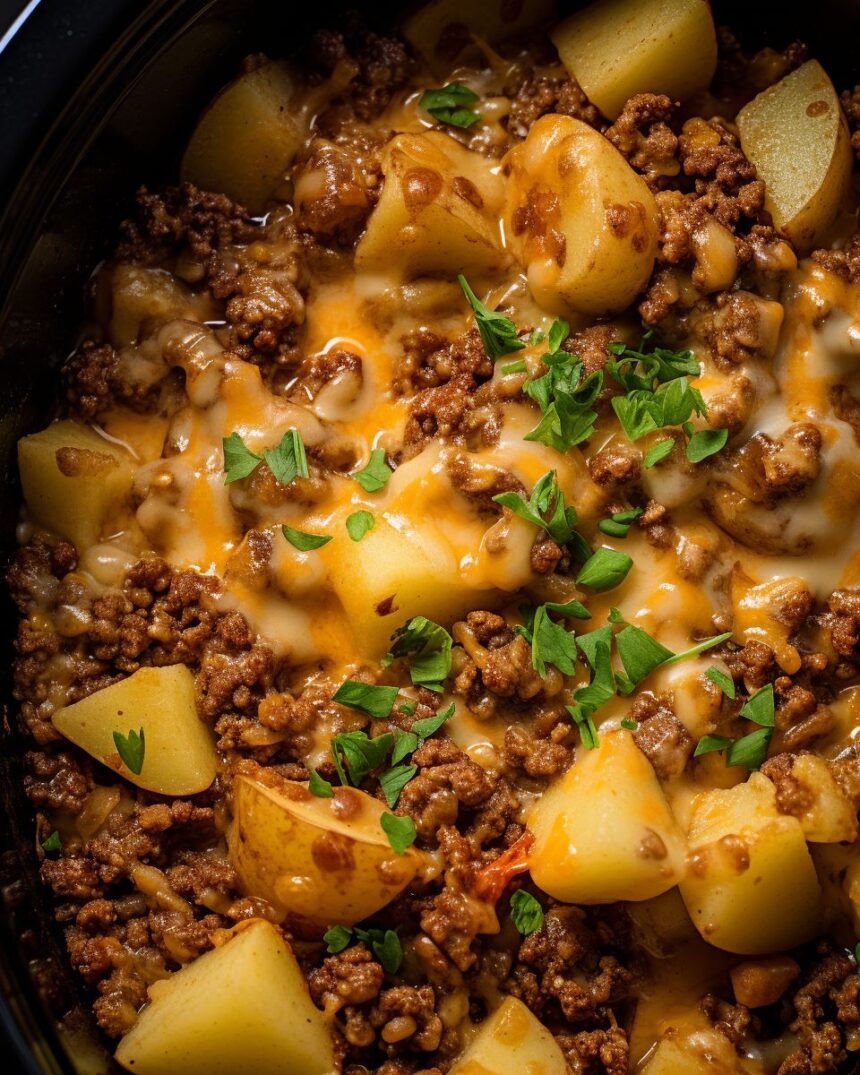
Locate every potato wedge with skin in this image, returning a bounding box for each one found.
[109,263,215,348]
[642,1028,757,1074]
[448,996,569,1075]
[115,920,335,1075]
[737,60,852,252]
[355,131,508,279]
[550,0,717,120]
[18,420,135,550]
[503,115,658,316]
[528,729,687,904]
[403,0,556,77]
[679,772,823,954]
[181,61,304,213]
[52,665,217,796]
[229,777,422,925]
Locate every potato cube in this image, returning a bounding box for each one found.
[778,754,858,844]
[181,61,304,213]
[737,60,852,252]
[551,0,717,120]
[448,996,568,1075]
[528,729,687,904]
[115,920,335,1075]
[355,131,508,279]
[18,420,135,550]
[503,115,658,316]
[109,263,215,347]
[679,773,823,954]
[52,665,217,796]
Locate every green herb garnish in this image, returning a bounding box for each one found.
[380,812,417,855]
[353,449,392,493]
[333,681,399,719]
[346,510,375,542]
[420,82,480,128]
[510,890,544,935]
[265,428,309,485]
[308,770,334,797]
[282,524,332,551]
[459,275,525,360]
[385,617,452,692]
[113,728,145,775]
[705,667,736,699]
[330,731,394,786]
[643,438,675,469]
[41,831,62,854]
[576,548,633,592]
[222,432,262,483]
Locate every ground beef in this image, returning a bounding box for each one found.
[587,441,642,487]
[820,588,860,676]
[605,93,679,187]
[503,702,573,778]
[631,694,693,780]
[397,739,495,840]
[505,69,602,140]
[309,944,385,1013]
[62,340,156,420]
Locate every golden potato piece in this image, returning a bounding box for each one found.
[229,777,422,925]
[403,0,556,76]
[737,60,852,252]
[181,61,304,213]
[52,665,217,796]
[528,729,687,904]
[355,131,508,279]
[679,773,823,954]
[109,263,215,348]
[503,115,658,316]
[115,920,335,1075]
[775,754,858,844]
[448,996,568,1075]
[18,420,135,550]
[550,0,717,120]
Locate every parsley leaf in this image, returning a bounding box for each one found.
[568,704,600,748]
[598,506,643,538]
[459,275,525,360]
[323,925,353,953]
[705,666,736,699]
[386,617,453,692]
[612,377,707,441]
[740,683,775,727]
[620,717,638,730]
[346,510,375,542]
[391,729,419,765]
[576,548,633,592]
[607,335,700,391]
[615,625,673,686]
[493,470,586,552]
[694,734,732,757]
[662,632,733,665]
[381,812,417,854]
[308,770,334,797]
[398,701,417,716]
[686,426,728,463]
[282,524,332,550]
[353,449,392,493]
[411,702,455,740]
[41,830,61,854]
[113,728,145,775]
[420,82,480,128]
[264,428,309,485]
[333,681,399,718]
[523,344,602,452]
[531,605,577,677]
[379,763,418,807]
[222,432,261,484]
[567,626,616,732]
[643,437,675,469]
[355,927,404,973]
[726,726,772,770]
[510,890,544,935]
[330,731,394,786]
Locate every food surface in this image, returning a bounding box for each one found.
[11,0,860,1072]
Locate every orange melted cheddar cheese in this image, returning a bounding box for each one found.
[15,2,860,1074]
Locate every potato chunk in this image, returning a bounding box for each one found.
[679,773,823,954]
[737,60,852,252]
[774,754,858,844]
[355,131,508,279]
[18,420,135,550]
[229,777,423,925]
[181,61,303,212]
[404,0,556,76]
[326,515,492,658]
[115,920,334,1075]
[550,0,717,120]
[52,665,217,796]
[448,997,568,1075]
[528,729,687,904]
[503,115,658,316]
[109,263,214,347]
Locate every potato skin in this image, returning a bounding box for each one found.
[503,115,658,316]
[229,777,422,925]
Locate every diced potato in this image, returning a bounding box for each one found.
[737,60,852,252]
[115,920,335,1075]
[403,0,556,76]
[679,772,823,954]
[550,0,717,120]
[778,754,858,843]
[642,1028,755,1074]
[503,115,658,316]
[229,777,423,925]
[18,420,135,550]
[109,264,215,348]
[52,665,217,796]
[528,729,687,904]
[448,997,568,1075]
[326,515,492,657]
[181,61,304,213]
[355,131,508,279]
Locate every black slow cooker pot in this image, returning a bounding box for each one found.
[1,1,859,1071]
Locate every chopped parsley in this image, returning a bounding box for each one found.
[323,925,353,953]
[222,432,261,483]
[265,428,309,485]
[615,625,674,689]
[685,424,729,463]
[598,507,642,539]
[740,683,775,727]
[705,666,736,699]
[381,812,417,854]
[726,726,773,770]
[620,718,638,731]
[420,82,480,128]
[607,335,700,390]
[379,764,418,808]
[529,605,577,677]
[281,524,332,551]
[333,681,399,719]
[113,728,145,775]
[346,510,375,542]
[521,322,602,452]
[41,830,61,854]
[330,731,394,786]
[693,734,732,757]
[510,890,544,935]
[643,437,675,469]
[694,682,774,769]
[323,925,404,972]
[576,547,633,592]
[385,617,453,692]
[493,470,588,557]
[353,449,392,493]
[412,703,455,740]
[398,700,417,716]
[308,770,334,797]
[459,275,525,360]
